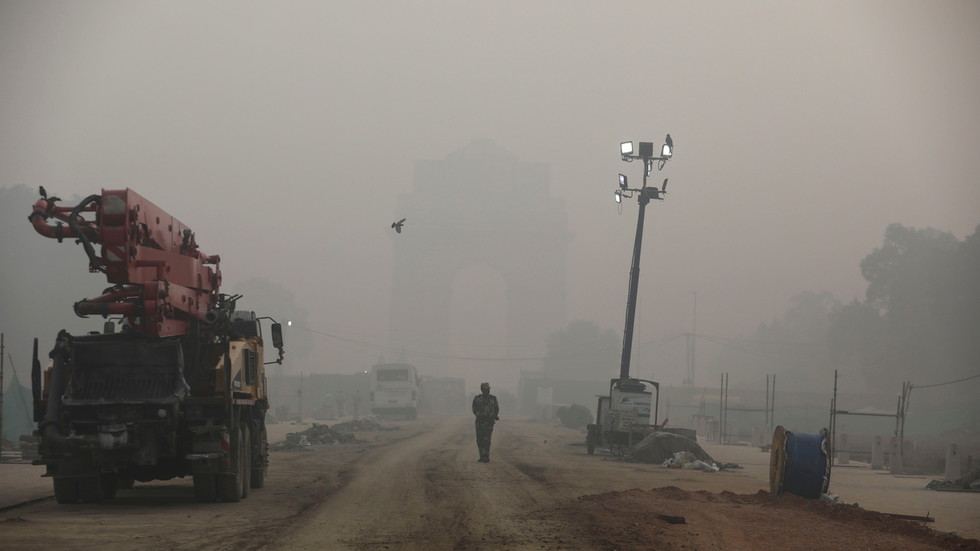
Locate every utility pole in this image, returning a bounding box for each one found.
[298,372,304,422]
[686,291,697,386]
[614,135,674,380]
[1,333,5,452]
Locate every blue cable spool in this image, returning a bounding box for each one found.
[769,425,831,499]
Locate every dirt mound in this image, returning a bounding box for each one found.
[559,486,980,550]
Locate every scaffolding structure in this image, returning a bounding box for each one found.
[719,373,776,444]
[829,369,910,470]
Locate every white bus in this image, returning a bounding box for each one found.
[369,363,419,420]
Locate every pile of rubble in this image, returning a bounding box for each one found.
[271,419,398,451]
[631,431,716,465]
[332,419,399,433]
[271,424,355,451]
[660,450,719,472]
[927,468,980,492]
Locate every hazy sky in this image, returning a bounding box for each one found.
[2,1,978,388]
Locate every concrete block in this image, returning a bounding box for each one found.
[871,435,884,469]
[837,433,850,465]
[889,436,903,475]
[945,443,961,481]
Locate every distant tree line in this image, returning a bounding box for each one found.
[695,223,980,394]
[542,223,980,398]
[829,223,980,390]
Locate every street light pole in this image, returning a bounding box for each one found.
[620,182,653,379]
[614,136,674,381]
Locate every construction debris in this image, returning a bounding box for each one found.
[881,512,935,523]
[661,450,719,472]
[332,419,399,433]
[271,420,399,451]
[631,431,716,465]
[926,468,980,492]
[272,424,354,450]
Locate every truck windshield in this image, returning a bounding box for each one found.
[377,369,410,382]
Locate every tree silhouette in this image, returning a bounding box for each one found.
[832,223,980,388]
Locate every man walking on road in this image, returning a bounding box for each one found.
[472,382,499,463]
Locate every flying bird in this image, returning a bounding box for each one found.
[391,218,406,233]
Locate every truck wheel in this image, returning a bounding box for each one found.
[240,425,251,499]
[53,477,80,504]
[117,473,135,490]
[100,474,118,500]
[216,427,244,503]
[78,476,104,503]
[251,425,267,489]
[193,474,217,502]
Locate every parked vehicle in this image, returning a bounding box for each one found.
[369,363,419,420]
[28,188,284,503]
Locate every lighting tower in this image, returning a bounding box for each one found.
[615,134,673,380]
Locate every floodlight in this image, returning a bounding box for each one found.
[619,174,628,189]
[638,142,654,157]
[661,178,668,192]
[614,190,622,203]
[620,141,633,156]
[661,134,673,158]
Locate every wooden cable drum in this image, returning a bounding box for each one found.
[769,425,831,499]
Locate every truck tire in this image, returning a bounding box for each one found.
[193,474,217,502]
[117,473,135,490]
[53,477,80,504]
[78,476,104,503]
[216,427,244,503]
[251,424,267,489]
[240,425,251,499]
[100,474,118,500]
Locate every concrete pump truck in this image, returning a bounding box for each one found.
[27,187,284,503]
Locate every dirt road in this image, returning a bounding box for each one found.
[1,415,978,550]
